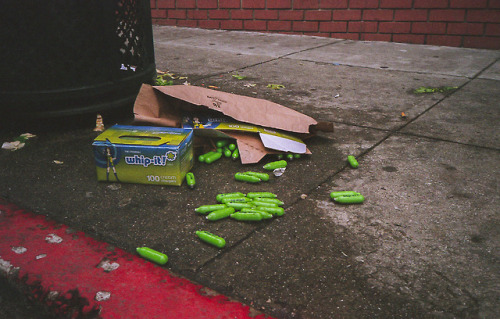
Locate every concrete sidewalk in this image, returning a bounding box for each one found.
[1,26,499,318]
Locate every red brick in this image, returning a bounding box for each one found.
[361,33,392,41]
[231,10,253,19]
[412,22,447,34]
[242,0,265,9]
[187,10,208,19]
[490,0,500,9]
[429,9,466,22]
[349,0,379,9]
[151,0,156,9]
[379,22,411,33]
[293,21,319,32]
[267,0,292,9]
[332,32,360,40]
[450,0,488,9]
[363,10,394,21]
[198,20,221,29]
[198,0,218,9]
[219,0,240,9]
[151,9,168,18]
[279,10,304,20]
[414,0,448,9]
[427,35,462,46]
[177,20,198,27]
[176,0,196,9]
[244,20,268,30]
[168,9,186,19]
[393,34,426,44]
[268,20,292,31]
[380,0,412,8]
[153,19,176,26]
[157,0,174,9]
[255,10,279,20]
[305,10,332,20]
[395,9,428,21]
[294,0,320,9]
[221,20,244,30]
[448,23,484,35]
[209,9,230,19]
[485,23,500,36]
[348,21,378,32]
[467,10,500,23]
[463,36,500,49]
[320,0,348,9]
[319,21,348,32]
[332,9,362,20]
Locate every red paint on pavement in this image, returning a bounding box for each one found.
[0,200,274,319]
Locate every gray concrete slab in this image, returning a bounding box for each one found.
[197,134,500,318]
[287,40,500,77]
[478,60,500,81]
[190,59,468,131]
[154,42,273,80]
[402,78,500,149]
[155,27,340,58]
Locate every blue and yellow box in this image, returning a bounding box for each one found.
[93,125,193,186]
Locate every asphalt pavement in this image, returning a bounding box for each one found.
[1,26,499,318]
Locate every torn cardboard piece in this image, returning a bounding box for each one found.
[133,84,332,164]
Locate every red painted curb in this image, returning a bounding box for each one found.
[0,200,274,319]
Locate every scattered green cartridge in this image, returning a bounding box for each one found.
[225,202,254,209]
[205,152,222,164]
[252,197,284,206]
[230,212,263,221]
[244,171,270,182]
[235,172,261,183]
[185,172,195,189]
[216,140,229,148]
[228,143,236,151]
[224,148,232,158]
[136,247,168,265]
[247,192,277,199]
[221,197,252,204]
[334,194,365,204]
[330,191,360,199]
[294,154,301,159]
[256,206,285,216]
[347,155,359,168]
[206,207,235,221]
[198,151,217,163]
[263,160,287,170]
[251,200,279,208]
[195,204,227,214]
[232,148,240,160]
[196,231,226,248]
[286,154,294,161]
[216,192,246,202]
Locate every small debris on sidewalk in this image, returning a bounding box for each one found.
[93,114,105,132]
[267,84,285,90]
[2,133,36,151]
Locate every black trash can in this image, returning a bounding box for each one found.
[0,0,156,119]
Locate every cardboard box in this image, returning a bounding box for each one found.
[92,125,193,186]
[133,84,333,164]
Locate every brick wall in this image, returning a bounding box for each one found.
[151,0,500,50]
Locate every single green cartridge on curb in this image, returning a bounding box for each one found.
[136,247,168,265]
[347,155,359,168]
[196,231,226,248]
[185,172,195,189]
[334,194,365,204]
[263,160,287,170]
[330,191,360,199]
